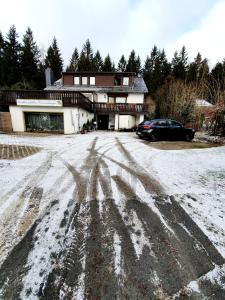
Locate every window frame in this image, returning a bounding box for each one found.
[81,76,88,85]
[74,76,80,85]
[115,96,127,104]
[123,77,129,86]
[90,76,96,86]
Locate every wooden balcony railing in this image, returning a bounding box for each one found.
[94,102,148,114]
[0,90,93,111]
[0,90,148,114]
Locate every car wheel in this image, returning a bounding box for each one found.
[185,134,192,142]
[150,132,159,142]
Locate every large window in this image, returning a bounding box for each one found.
[82,77,88,85]
[90,76,95,85]
[74,76,80,85]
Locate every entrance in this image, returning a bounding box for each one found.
[97,114,109,130]
[25,112,64,132]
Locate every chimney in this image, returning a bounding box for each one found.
[45,67,54,87]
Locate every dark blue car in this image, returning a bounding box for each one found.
[136,119,195,141]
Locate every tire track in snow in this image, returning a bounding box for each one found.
[112,174,225,298]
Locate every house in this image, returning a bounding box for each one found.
[0,69,148,134]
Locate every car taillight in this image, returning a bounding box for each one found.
[143,125,152,129]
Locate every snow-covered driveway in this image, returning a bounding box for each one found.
[0,131,225,299]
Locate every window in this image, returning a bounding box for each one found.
[114,75,122,86]
[154,120,168,126]
[123,77,129,86]
[82,77,88,85]
[116,97,126,104]
[170,121,182,128]
[74,76,80,85]
[90,76,95,85]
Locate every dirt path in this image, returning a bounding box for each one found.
[0,132,224,299]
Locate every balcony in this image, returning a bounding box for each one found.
[0,90,93,111]
[0,90,148,114]
[94,102,148,114]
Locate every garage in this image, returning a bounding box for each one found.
[25,112,64,132]
[119,115,136,129]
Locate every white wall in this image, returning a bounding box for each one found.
[71,108,94,132]
[136,114,144,125]
[108,113,115,129]
[115,114,119,130]
[96,93,144,104]
[9,106,93,134]
[127,93,144,104]
[97,93,108,103]
[118,115,136,129]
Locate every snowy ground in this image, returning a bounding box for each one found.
[0,131,225,299]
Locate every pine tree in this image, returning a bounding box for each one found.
[20,27,39,87]
[93,50,103,71]
[3,25,21,86]
[187,53,209,83]
[210,61,225,89]
[0,31,5,86]
[117,55,127,72]
[143,46,171,94]
[67,48,79,71]
[126,50,141,74]
[77,39,95,71]
[45,37,63,80]
[102,54,114,71]
[172,46,188,80]
[160,49,171,83]
[136,55,141,74]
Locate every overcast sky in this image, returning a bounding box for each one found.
[0,0,224,68]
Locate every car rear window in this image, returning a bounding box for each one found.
[153,120,168,126]
[170,121,182,127]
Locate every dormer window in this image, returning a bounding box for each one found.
[90,76,95,85]
[82,77,88,85]
[74,76,80,85]
[123,77,129,86]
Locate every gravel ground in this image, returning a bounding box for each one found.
[0,132,224,299]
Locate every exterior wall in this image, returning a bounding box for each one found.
[96,75,114,86]
[71,108,94,132]
[127,93,144,104]
[97,93,108,103]
[0,112,13,132]
[114,114,144,130]
[9,106,93,134]
[82,93,94,102]
[108,114,115,130]
[62,73,134,87]
[96,93,144,104]
[115,114,119,130]
[63,74,74,85]
[136,114,144,125]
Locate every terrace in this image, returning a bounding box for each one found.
[0,90,148,114]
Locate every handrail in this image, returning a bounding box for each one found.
[0,90,148,113]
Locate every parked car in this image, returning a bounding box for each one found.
[136,119,195,141]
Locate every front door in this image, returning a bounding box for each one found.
[97,115,109,130]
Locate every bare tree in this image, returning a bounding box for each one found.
[154,79,201,125]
